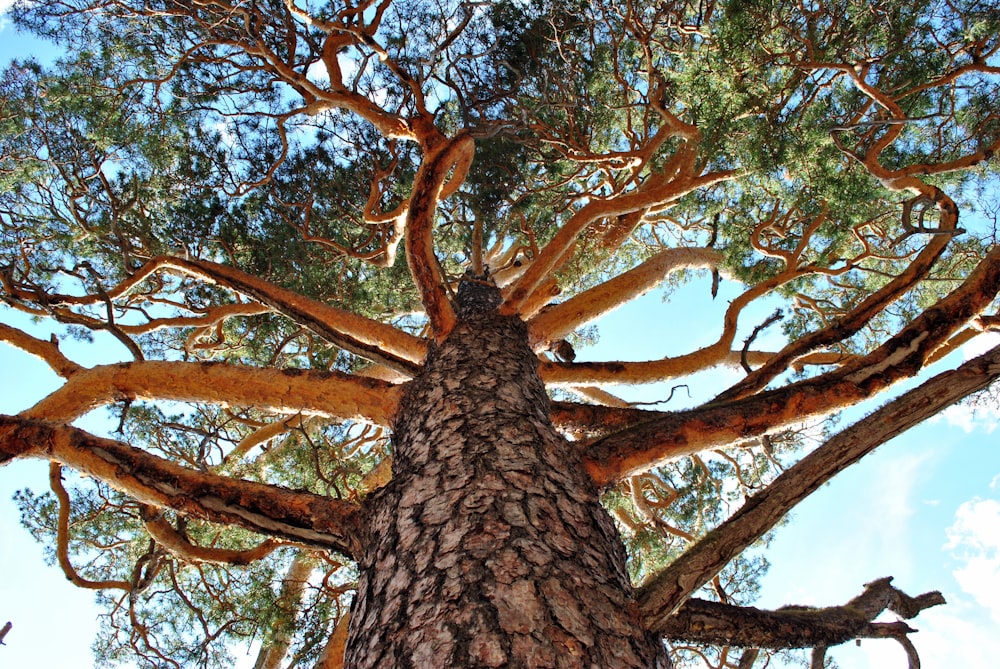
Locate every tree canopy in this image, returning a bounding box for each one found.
[1,0,999,667]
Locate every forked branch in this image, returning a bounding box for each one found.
[584,247,1000,484]
[637,342,1000,624]
[659,578,944,650]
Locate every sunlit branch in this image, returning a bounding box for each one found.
[540,349,844,387]
[0,323,83,378]
[404,134,475,339]
[144,256,427,373]
[314,611,351,669]
[20,359,401,426]
[636,343,1000,622]
[527,248,726,349]
[586,246,1000,483]
[1,417,364,557]
[501,164,737,316]
[140,504,287,566]
[223,414,313,465]
[252,552,316,669]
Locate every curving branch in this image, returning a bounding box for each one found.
[139,504,288,566]
[526,248,726,349]
[19,359,402,427]
[0,322,83,378]
[0,417,365,558]
[636,342,1000,625]
[49,463,133,591]
[403,134,475,339]
[584,247,1000,484]
[500,166,736,317]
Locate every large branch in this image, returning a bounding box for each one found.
[0,416,364,558]
[146,256,427,375]
[501,158,734,316]
[526,248,725,349]
[404,134,474,339]
[635,342,1000,626]
[584,247,1000,484]
[539,350,844,387]
[658,579,944,649]
[19,359,402,427]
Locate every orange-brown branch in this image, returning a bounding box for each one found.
[637,342,1000,623]
[1,417,364,557]
[49,463,133,591]
[140,504,288,565]
[501,167,735,316]
[584,247,1000,485]
[20,360,402,426]
[404,134,474,339]
[147,256,428,373]
[527,248,725,349]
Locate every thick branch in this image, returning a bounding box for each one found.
[404,134,474,339]
[540,350,844,387]
[658,578,944,648]
[148,256,427,374]
[636,343,1000,625]
[21,360,401,426]
[527,248,725,348]
[0,417,364,557]
[584,247,1000,484]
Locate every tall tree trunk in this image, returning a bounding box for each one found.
[345,279,668,668]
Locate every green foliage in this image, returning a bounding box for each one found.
[2,0,998,666]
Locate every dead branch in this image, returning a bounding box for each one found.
[657,578,944,650]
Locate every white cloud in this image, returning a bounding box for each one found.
[915,603,1000,668]
[962,331,1000,360]
[945,497,1000,623]
[939,402,1000,434]
[0,1,13,32]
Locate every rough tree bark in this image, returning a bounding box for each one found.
[344,277,670,668]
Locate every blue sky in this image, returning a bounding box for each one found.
[1,6,999,668]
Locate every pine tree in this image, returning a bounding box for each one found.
[1,1,998,667]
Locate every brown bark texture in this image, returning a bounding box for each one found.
[344,278,669,668]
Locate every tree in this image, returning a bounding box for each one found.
[1,0,998,667]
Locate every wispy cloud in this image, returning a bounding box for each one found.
[945,496,1000,623]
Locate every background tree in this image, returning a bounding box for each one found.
[1,0,999,667]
